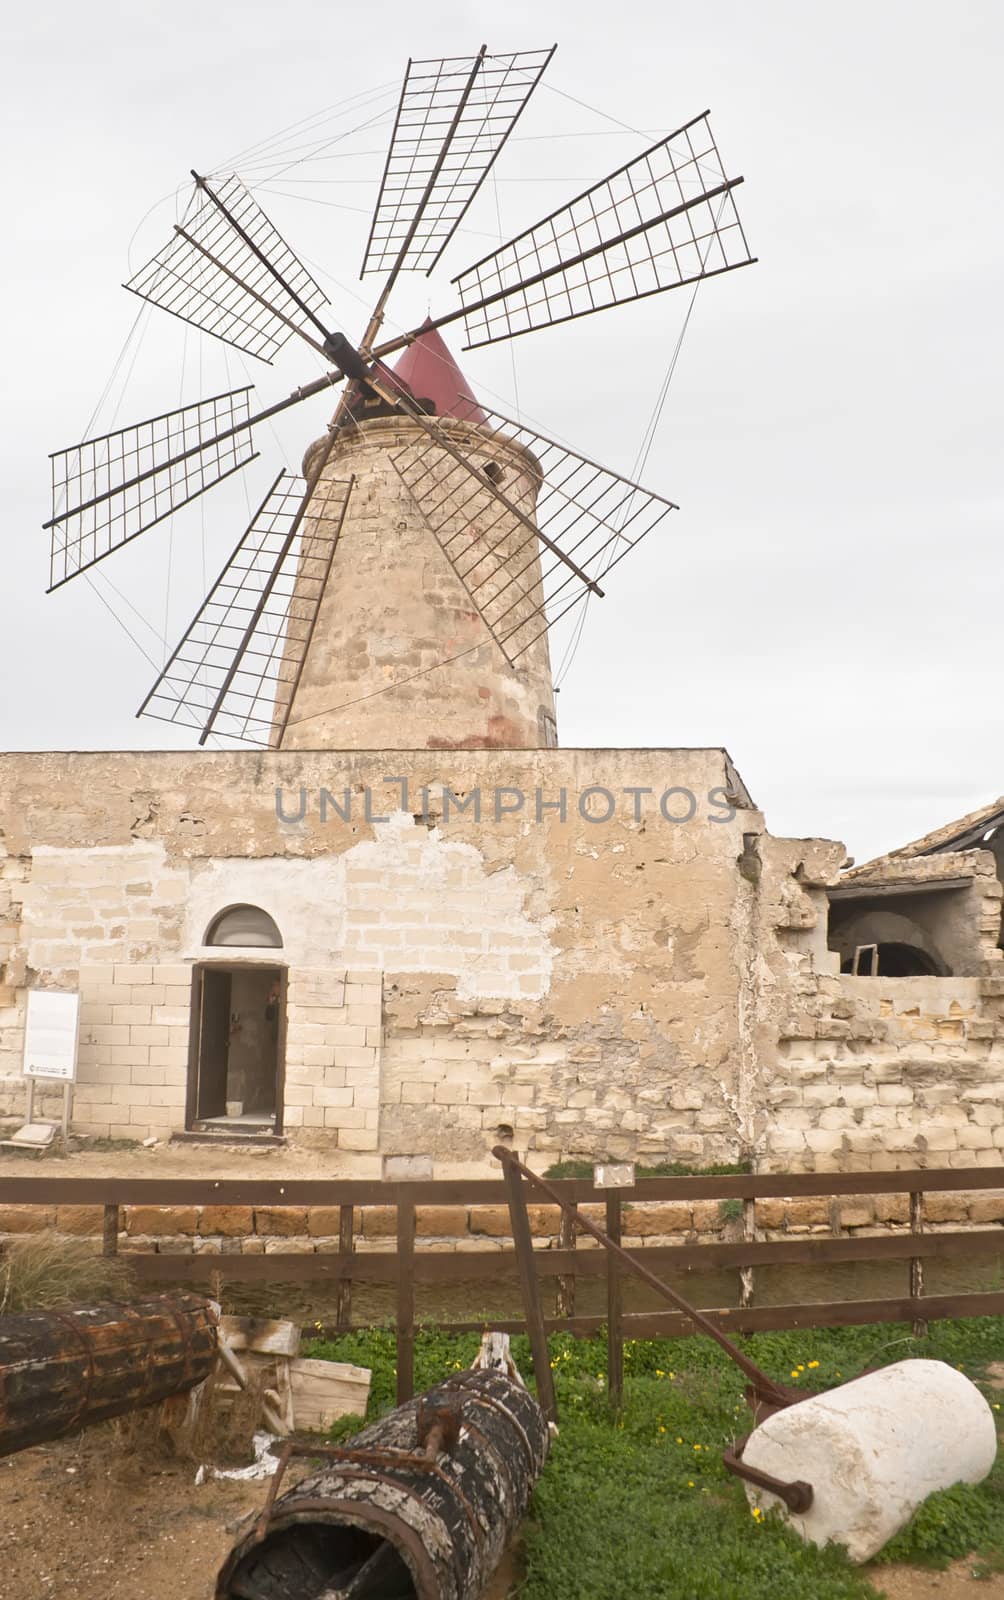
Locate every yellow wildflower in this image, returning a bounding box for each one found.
[807,1360,819,1369]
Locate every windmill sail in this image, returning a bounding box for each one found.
[125,173,330,361]
[46,388,259,590]
[138,469,354,748]
[389,397,677,662]
[451,111,755,347]
[361,45,555,279]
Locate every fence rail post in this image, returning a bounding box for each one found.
[336,1203,354,1332]
[739,1194,756,1309]
[606,1193,624,1410]
[396,1198,415,1405]
[556,1201,577,1321]
[910,1189,927,1338]
[102,1204,118,1257]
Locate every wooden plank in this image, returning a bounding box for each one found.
[219,1314,300,1357]
[288,1357,370,1430]
[396,1199,415,1406]
[335,1204,354,1332]
[433,1289,1004,1339]
[828,877,972,900]
[121,1224,1004,1287]
[606,1193,623,1410]
[3,1165,1004,1208]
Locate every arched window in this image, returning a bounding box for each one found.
[204,905,282,948]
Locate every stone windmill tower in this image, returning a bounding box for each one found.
[281,325,558,751]
[44,48,754,752]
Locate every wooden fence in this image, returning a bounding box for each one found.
[3,1166,1004,1405]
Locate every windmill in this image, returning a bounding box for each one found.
[44,45,755,750]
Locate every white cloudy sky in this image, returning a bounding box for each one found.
[3,0,1002,864]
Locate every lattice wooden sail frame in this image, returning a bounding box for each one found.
[362,45,554,278]
[45,44,756,745]
[451,111,754,347]
[389,397,678,664]
[125,173,331,362]
[45,388,259,591]
[138,470,354,747]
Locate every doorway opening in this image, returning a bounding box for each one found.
[187,963,285,1134]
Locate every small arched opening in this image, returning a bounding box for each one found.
[205,904,283,948]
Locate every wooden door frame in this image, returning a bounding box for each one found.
[185,961,288,1132]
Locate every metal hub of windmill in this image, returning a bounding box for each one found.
[45,45,755,750]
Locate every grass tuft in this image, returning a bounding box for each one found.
[0,1234,132,1313]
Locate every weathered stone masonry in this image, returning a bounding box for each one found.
[2,748,1004,1176]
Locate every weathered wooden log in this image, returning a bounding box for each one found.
[0,1294,218,1457]
[216,1367,549,1600]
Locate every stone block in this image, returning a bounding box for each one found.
[264,1240,316,1254]
[786,1198,831,1227]
[416,1206,468,1236]
[254,1206,309,1236]
[967,1195,1004,1224]
[622,1202,691,1236]
[924,1194,968,1223]
[874,1194,910,1224]
[691,1201,726,1232]
[339,1127,380,1150]
[55,1205,111,1236]
[0,1205,54,1233]
[125,1206,198,1236]
[199,1206,254,1237]
[382,1154,433,1181]
[306,1207,352,1238]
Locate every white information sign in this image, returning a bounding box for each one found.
[23,989,80,1081]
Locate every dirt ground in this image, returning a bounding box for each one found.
[1,1432,1002,1600]
[0,1430,521,1600]
[0,1132,379,1181]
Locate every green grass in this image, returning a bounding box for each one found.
[302,1318,1004,1599]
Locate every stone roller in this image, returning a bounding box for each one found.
[734,1359,997,1562]
[493,1147,999,1565]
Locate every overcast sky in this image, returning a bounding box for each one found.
[3,0,1002,864]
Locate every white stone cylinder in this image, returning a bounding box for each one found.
[741,1359,997,1563]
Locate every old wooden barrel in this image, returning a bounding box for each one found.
[0,1294,218,1456]
[216,1367,549,1600]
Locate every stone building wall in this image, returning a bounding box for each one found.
[2,748,1003,1177]
[0,747,757,1170]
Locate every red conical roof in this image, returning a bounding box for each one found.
[392,319,488,426]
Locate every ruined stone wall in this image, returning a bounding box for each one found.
[764,974,1004,1172]
[756,840,1004,1172]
